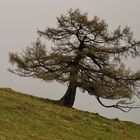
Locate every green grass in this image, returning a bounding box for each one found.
[0,88,140,140]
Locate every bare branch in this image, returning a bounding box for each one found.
[96,96,140,112]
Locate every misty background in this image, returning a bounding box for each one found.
[0,0,140,123]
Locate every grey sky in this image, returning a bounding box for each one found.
[0,0,140,123]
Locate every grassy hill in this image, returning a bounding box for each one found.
[0,88,140,140]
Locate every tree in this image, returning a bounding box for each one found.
[9,9,140,111]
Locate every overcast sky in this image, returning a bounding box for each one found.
[0,0,140,124]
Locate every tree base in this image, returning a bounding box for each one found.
[59,83,77,108]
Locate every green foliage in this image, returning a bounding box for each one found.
[9,9,140,110]
[0,88,140,140]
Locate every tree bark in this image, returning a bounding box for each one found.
[59,83,77,107]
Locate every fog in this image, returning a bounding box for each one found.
[0,0,140,123]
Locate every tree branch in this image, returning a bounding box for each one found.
[96,96,140,112]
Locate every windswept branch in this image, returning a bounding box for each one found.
[96,96,140,112]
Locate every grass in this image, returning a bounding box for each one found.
[0,88,140,140]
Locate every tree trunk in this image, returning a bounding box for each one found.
[59,83,77,107]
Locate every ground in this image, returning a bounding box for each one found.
[0,88,140,140]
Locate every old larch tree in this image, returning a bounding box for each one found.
[9,9,140,111]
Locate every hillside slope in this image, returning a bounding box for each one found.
[0,88,140,140]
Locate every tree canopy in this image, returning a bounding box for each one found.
[9,9,140,111]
